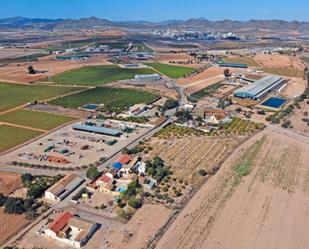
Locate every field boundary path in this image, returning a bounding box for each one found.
[0,121,48,133]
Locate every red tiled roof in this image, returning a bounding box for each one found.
[118,154,132,165]
[97,175,111,183]
[48,211,73,234]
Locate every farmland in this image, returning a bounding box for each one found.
[0,109,77,130]
[190,82,224,99]
[0,53,48,64]
[49,65,156,86]
[155,124,207,139]
[0,172,22,195]
[146,63,196,78]
[223,56,259,67]
[156,129,309,249]
[262,67,304,78]
[147,135,244,186]
[0,82,82,113]
[0,125,42,153]
[49,87,159,113]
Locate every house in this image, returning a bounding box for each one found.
[45,174,84,201]
[105,167,119,179]
[204,108,227,121]
[45,211,98,248]
[117,154,132,165]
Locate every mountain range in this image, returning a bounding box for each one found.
[1,16,309,32]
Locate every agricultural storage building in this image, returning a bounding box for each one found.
[134,74,161,81]
[218,62,248,68]
[73,124,122,137]
[234,75,286,100]
[45,211,98,248]
[45,174,84,201]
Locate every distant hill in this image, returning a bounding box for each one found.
[0,16,309,33]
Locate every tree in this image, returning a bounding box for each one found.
[86,166,100,180]
[223,68,230,78]
[163,99,179,111]
[27,184,47,199]
[21,173,33,186]
[28,65,36,74]
[4,197,26,214]
[128,198,142,209]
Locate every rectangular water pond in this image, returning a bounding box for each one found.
[81,104,99,111]
[261,97,287,109]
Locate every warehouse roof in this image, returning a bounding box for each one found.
[73,124,122,137]
[234,75,285,99]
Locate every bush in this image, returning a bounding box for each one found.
[198,169,207,176]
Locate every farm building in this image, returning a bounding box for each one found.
[45,174,84,201]
[72,124,122,137]
[234,75,286,100]
[134,74,161,81]
[218,62,248,68]
[45,211,98,248]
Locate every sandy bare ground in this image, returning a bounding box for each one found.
[177,66,245,86]
[184,76,224,95]
[288,101,309,136]
[156,129,309,249]
[0,171,22,195]
[0,208,28,246]
[280,77,307,98]
[156,53,200,68]
[0,54,110,83]
[254,54,305,70]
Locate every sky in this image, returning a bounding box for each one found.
[0,0,308,22]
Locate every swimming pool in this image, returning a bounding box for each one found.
[116,187,127,193]
[261,97,287,109]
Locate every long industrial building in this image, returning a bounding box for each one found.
[72,124,122,137]
[234,75,286,100]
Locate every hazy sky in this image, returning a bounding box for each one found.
[1,0,308,22]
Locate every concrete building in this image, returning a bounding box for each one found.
[45,174,84,201]
[234,75,286,100]
[45,211,98,248]
[134,74,161,81]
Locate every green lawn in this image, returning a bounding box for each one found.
[0,125,42,152]
[146,63,195,78]
[0,109,77,130]
[49,87,159,113]
[49,65,157,86]
[0,82,82,113]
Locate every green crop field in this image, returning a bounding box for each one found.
[49,87,159,113]
[0,82,83,112]
[0,109,77,130]
[49,65,157,86]
[146,63,195,78]
[0,125,42,152]
[223,56,259,67]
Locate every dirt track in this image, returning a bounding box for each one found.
[155,128,309,249]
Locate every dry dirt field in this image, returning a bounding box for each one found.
[254,54,305,70]
[184,76,224,95]
[147,136,246,186]
[280,77,307,98]
[155,129,309,249]
[0,208,28,246]
[0,54,110,83]
[0,172,22,195]
[288,102,309,136]
[156,52,200,68]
